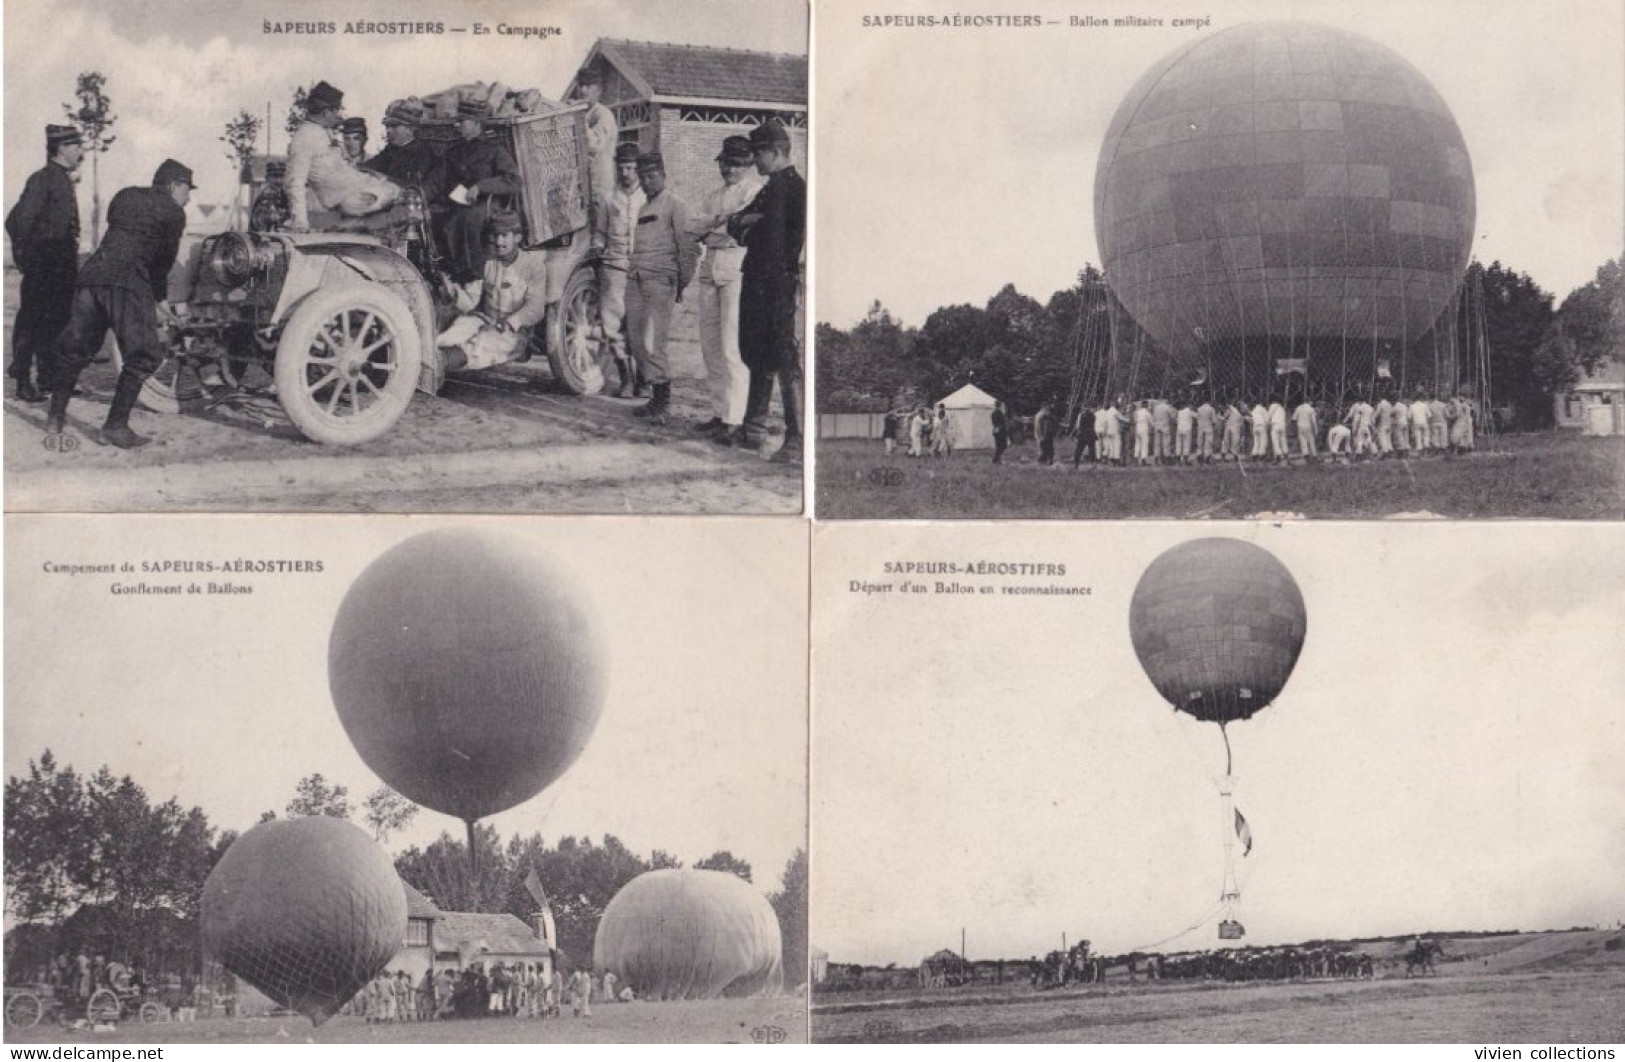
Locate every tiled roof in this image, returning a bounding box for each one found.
[401,881,443,921]
[600,38,806,105]
[435,911,546,956]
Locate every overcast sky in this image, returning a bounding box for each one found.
[812,521,1625,965]
[815,0,1625,328]
[3,0,805,230]
[4,516,808,895]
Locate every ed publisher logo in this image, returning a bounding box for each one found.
[42,432,79,453]
[751,1024,787,1043]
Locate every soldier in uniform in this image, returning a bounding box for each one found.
[625,151,697,424]
[598,142,644,398]
[575,67,618,247]
[687,135,762,436]
[340,116,369,165]
[6,124,84,402]
[438,99,519,284]
[284,80,400,232]
[364,99,442,199]
[44,158,194,448]
[722,119,805,462]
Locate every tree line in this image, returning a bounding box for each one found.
[818,259,1624,430]
[4,751,807,987]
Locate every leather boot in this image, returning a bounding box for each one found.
[632,364,646,398]
[44,386,72,435]
[615,358,635,399]
[96,369,151,449]
[633,381,670,423]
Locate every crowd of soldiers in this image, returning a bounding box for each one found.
[1146,946,1376,983]
[1026,390,1480,468]
[7,70,805,461]
[352,963,626,1023]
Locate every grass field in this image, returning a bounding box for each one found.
[0,995,807,1045]
[814,433,1625,520]
[811,930,1625,1043]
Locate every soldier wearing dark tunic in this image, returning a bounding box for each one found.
[722,119,805,463]
[45,158,193,448]
[364,98,443,200]
[6,124,84,402]
[437,100,519,283]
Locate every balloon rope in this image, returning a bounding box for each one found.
[1124,898,1226,954]
[1221,722,1232,778]
[466,819,479,908]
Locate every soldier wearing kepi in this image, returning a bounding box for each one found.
[625,151,697,424]
[284,80,400,232]
[364,99,442,199]
[6,124,84,402]
[439,99,520,284]
[722,119,805,462]
[686,135,762,437]
[44,158,193,448]
[597,141,644,398]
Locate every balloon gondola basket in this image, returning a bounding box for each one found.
[1218,920,1246,941]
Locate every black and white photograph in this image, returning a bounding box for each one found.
[4,0,807,512]
[2,515,809,1043]
[811,520,1625,1042]
[814,0,1624,520]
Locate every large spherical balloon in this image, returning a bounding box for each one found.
[1096,22,1475,377]
[328,529,606,823]
[594,870,783,1000]
[202,817,406,1026]
[1129,538,1306,724]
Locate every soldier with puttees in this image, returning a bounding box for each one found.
[626,151,697,425]
[721,119,805,462]
[438,99,520,284]
[6,124,84,403]
[44,158,194,448]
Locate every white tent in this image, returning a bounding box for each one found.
[937,383,1000,450]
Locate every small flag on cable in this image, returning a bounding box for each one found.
[1274,358,1307,376]
[1376,359,1393,379]
[1235,808,1254,856]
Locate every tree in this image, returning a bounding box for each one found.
[4,751,91,924]
[1475,262,1558,427]
[285,85,310,139]
[1550,258,1625,376]
[220,109,263,221]
[768,849,808,987]
[362,786,419,845]
[395,824,512,914]
[4,751,219,975]
[63,72,118,244]
[694,850,752,882]
[284,773,351,819]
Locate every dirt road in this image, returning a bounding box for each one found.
[3,270,800,513]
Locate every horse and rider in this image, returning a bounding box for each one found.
[1402,937,1446,977]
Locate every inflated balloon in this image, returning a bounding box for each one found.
[1096,22,1475,391]
[1129,538,1306,725]
[328,528,606,824]
[202,817,406,1026]
[594,870,783,1000]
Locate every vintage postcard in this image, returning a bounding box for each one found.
[3,514,808,1043]
[813,0,1624,520]
[811,519,1624,1042]
[3,0,807,513]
